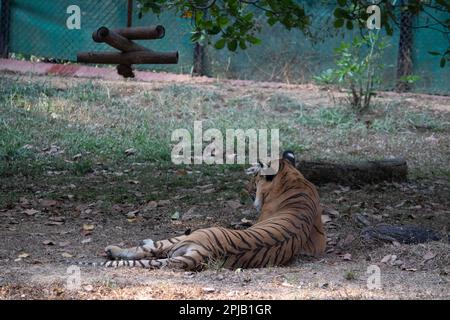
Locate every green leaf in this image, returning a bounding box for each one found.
[239,40,247,50]
[440,56,446,68]
[218,16,229,28]
[214,38,226,49]
[334,9,343,18]
[267,16,277,26]
[346,20,353,30]
[338,0,347,6]
[227,39,238,51]
[247,36,261,45]
[204,20,213,29]
[334,19,344,28]
[428,51,441,56]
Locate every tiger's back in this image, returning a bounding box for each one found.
[167,154,326,269]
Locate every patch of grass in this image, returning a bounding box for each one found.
[371,111,449,133]
[204,257,226,271]
[296,106,361,129]
[266,93,304,111]
[344,270,357,281]
[405,112,449,132]
[1,74,450,205]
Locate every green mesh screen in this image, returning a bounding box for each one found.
[5,1,449,94]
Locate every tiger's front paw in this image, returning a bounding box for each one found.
[104,245,123,260]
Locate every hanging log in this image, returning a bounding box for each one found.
[297,158,408,185]
[77,25,174,78]
[113,25,165,40]
[77,50,178,65]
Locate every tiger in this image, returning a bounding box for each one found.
[99,150,326,270]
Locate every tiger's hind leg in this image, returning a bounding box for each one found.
[105,235,188,260]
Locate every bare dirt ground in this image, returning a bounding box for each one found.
[0,73,449,299]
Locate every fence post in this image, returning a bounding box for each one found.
[192,42,206,76]
[396,0,413,92]
[0,0,10,58]
[127,0,133,27]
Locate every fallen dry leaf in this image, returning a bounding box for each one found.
[18,252,30,259]
[323,206,340,217]
[82,224,95,231]
[147,201,158,209]
[124,148,136,156]
[59,241,70,247]
[157,200,170,207]
[39,199,58,207]
[46,221,64,226]
[175,169,187,176]
[42,240,55,246]
[321,215,332,224]
[83,285,94,292]
[126,210,139,218]
[342,253,352,261]
[381,254,397,264]
[23,209,39,216]
[226,200,242,210]
[171,211,181,220]
[423,251,436,261]
[61,252,73,258]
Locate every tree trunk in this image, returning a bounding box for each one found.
[297,159,408,185]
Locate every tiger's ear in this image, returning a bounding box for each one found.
[282,150,295,166]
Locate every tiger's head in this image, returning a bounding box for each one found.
[245,150,299,217]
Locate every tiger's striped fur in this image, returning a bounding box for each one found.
[98,151,326,270]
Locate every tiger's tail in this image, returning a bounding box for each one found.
[67,260,152,268]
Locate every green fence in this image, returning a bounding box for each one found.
[1,0,449,94]
[6,0,194,73]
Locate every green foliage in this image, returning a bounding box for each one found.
[137,0,449,66]
[137,0,309,51]
[315,32,389,113]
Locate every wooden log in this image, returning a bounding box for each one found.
[113,26,165,40]
[77,50,178,64]
[297,158,408,185]
[92,27,146,52]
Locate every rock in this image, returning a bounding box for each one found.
[202,287,216,293]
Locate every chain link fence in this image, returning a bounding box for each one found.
[205,1,401,88]
[2,0,194,73]
[1,0,448,94]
